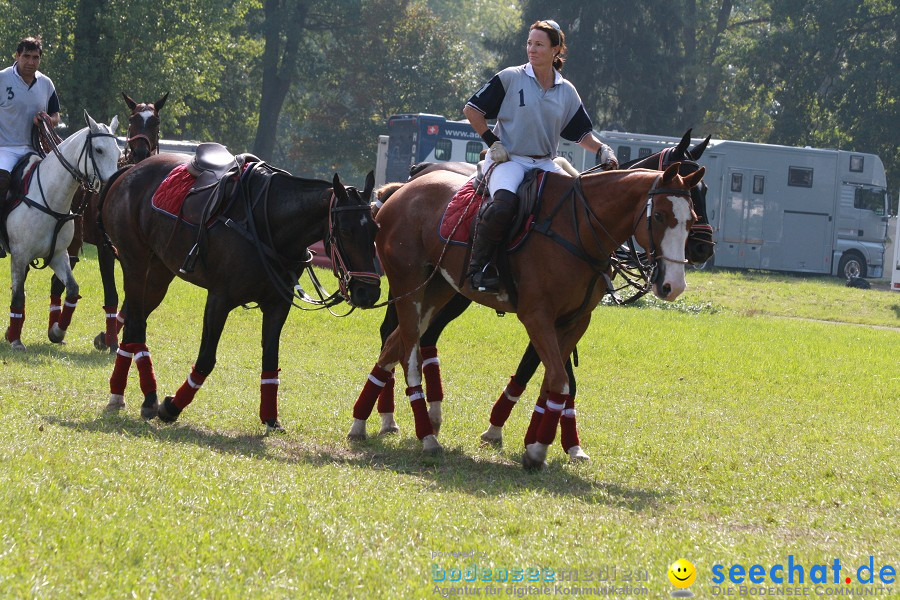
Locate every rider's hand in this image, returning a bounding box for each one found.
[597,144,618,170]
[489,141,510,164]
[33,111,49,126]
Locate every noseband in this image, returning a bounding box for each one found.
[326,192,380,301]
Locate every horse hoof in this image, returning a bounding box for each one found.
[379,413,399,435]
[378,425,400,436]
[264,419,285,435]
[10,339,26,352]
[479,425,503,447]
[422,434,443,454]
[140,393,159,420]
[105,394,126,412]
[567,446,590,462]
[157,396,182,424]
[523,443,548,471]
[48,323,66,344]
[347,419,367,441]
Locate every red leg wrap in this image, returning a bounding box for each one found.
[524,395,547,446]
[57,294,81,330]
[132,344,157,396]
[376,368,396,415]
[560,395,580,451]
[489,375,526,427]
[536,392,567,446]
[421,346,443,404]
[48,296,62,330]
[6,306,25,343]
[173,366,207,410]
[408,385,433,440]
[260,369,280,423]
[109,343,135,395]
[103,305,118,347]
[353,365,392,420]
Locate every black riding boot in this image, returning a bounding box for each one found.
[469,189,517,293]
[0,170,11,258]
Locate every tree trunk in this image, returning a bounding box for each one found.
[252,0,310,160]
[71,0,111,129]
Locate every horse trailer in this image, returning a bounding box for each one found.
[375,114,890,279]
[891,209,900,291]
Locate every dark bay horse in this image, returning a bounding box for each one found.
[369,131,713,461]
[49,92,168,351]
[100,152,381,430]
[349,162,705,468]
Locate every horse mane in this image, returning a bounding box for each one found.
[371,182,405,216]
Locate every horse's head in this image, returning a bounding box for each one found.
[122,92,168,163]
[328,171,381,308]
[624,131,715,266]
[632,163,706,301]
[76,111,123,192]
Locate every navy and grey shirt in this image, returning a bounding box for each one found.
[466,63,592,158]
[0,62,59,148]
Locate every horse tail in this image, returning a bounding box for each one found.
[371,182,405,216]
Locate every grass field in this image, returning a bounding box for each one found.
[0,249,897,598]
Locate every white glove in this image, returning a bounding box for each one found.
[597,144,618,170]
[489,141,510,164]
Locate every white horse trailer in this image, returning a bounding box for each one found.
[891,208,900,291]
[560,132,890,278]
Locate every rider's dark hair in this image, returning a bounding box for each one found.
[16,36,43,57]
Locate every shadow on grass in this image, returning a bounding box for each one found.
[0,341,114,367]
[46,412,668,512]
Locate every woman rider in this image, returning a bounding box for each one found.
[463,19,618,293]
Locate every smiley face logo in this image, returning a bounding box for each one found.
[668,558,697,588]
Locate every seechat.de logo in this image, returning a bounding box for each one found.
[711,556,896,586]
[669,558,697,597]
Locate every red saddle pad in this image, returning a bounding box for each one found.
[151,163,195,217]
[439,178,484,245]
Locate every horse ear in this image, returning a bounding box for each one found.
[332,173,347,199]
[689,135,711,160]
[122,92,137,112]
[109,115,119,134]
[683,166,706,189]
[85,110,99,131]
[364,171,375,200]
[662,162,680,184]
[154,92,170,112]
[674,129,692,157]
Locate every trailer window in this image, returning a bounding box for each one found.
[753,175,765,194]
[854,187,886,215]
[617,146,631,163]
[434,139,452,161]
[849,155,864,172]
[465,141,483,164]
[638,147,652,158]
[788,167,813,188]
[731,173,743,192]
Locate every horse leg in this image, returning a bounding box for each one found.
[375,295,400,435]
[94,243,120,352]
[481,343,539,446]
[48,233,80,338]
[559,359,589,462]
[107,261,173,415]
[158,293,230,424]
[46,251,80,344]
[420,293,471,434]
[5,256,29,351]
[258,300,290,433]
[350,330,400,441]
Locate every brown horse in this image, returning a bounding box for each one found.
[100,152,381,431]
[49,92,168,351]
[349,162,704,468]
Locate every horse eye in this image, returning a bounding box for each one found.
[653,212,663,223]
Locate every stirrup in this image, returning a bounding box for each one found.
[471,264,500,293]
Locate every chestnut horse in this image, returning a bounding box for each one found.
[349,162,704,469]
[100,152,381,431]
[371,132,713,462]
[48,92,168,351]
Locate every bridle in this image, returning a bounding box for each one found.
[37,115,118,194]
[124,107,159,163]
[326,191,381,302]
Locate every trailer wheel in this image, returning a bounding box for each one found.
[838,252,867,279]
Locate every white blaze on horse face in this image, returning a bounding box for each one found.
[656,196,691,300]
[139,110,154,125]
